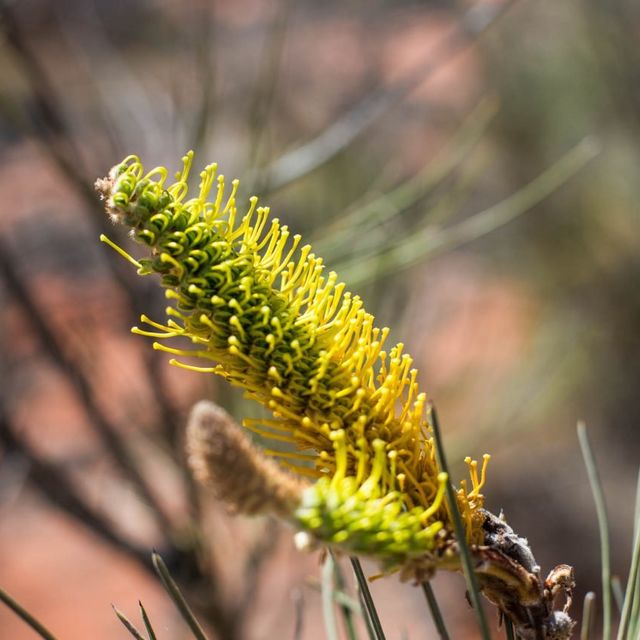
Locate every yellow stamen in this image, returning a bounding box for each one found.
[99,234,142,269]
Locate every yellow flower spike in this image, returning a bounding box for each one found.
[96,152,491,565]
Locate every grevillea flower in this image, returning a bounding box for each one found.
[96,152,490,570]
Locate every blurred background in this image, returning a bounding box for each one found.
[0,0,638,637]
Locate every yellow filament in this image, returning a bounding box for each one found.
[132,327,182,339]
[278,460,323,478]
[168,359,218,374]
[99,234,142,269]
[330,430,348,489]
[152,342,215,360]
[419,472,448,524]
[263,449,316,462]
[243,423,299,444]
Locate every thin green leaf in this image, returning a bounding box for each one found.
[420,581,450,640]
[152,552,209,640]
[113,605,146,640]
[629,545,640,640]
[333,590,362,614]
[429,406,491,640]
[613,576,624,614]
[321,553,340,640]
[305,576,361,612]
[258,2,515,191]
[139,601,157,640]
[578,422,612,640]
[356,585,377,640]
[504,617,516,640]
[618,467,640,640]
[350,557,387,640]
[331,554,359,640]
[314,95,498,257]
[581,592,596,640]
[245,0,293,177]
[291,588,304,640]
[0,586,59,640]
[337,137,599,287]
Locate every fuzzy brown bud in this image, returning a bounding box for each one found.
[186,401,308,518]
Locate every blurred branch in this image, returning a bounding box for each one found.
[237,520,280,618]
[313,95,498,259]
[187,3,217,158]
[0,3,81,161]
[336,137,599,286]
[245,0,294,176]
[0,238,174,535]
[0,3,187,459]
[0,408,153,574]
[255,1,517,192]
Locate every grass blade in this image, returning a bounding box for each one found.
[291,588,304,640]
[152,552,209,640]
[259,2,515,191]
[350,557,387,640]
[581,592,596,640]
[321,553,340,640]
[613,576,624,613]
[578,422,612,640]
[314,95,498,258]
[0,586,59,640]
[356,586,377,640]
[337,137,598,287]
[618,467,640,640]
[139,601,157,640]
[420,581,451,640]
[429,406,491,640]
[504,616,516,639]
[629,536,640,639]
[113,605,146,640]
[332,553,359,640]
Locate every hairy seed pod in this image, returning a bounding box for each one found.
[186,401,307,517]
